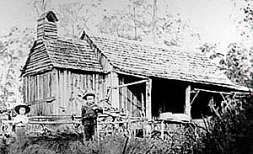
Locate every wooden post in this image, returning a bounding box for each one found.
[184,85,191,118]
[111,72,120,109]
[161,120,164,140]
[146,79,152,120]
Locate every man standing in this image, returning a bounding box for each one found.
[81,90,102,141]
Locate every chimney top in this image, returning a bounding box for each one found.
[37,11,58,40]
[39,11,58,22]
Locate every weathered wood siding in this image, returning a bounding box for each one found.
[52,69,106,116]
[23,69,106,116]
[118,75,145,117]
[23,71,54,115]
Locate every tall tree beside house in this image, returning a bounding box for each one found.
[56,0,103,38]
[0,27,35,108]
[97,0,200,46]
[199,42,252,87]
[98,0,154,41]
[221,43,252,87]
[237,0,253,39]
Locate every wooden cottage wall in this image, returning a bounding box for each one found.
[118,75,146,117]
[23,71,54,115]
[52,69,106,116]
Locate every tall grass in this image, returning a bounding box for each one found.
[1,95,252,154]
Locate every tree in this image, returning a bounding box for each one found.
[98,0,153,41]
[97,0,200,46]
[0,27,35,108]
[200,42,252,87]
[30,0,103,38]
[222,43,252,87]
[57,0,103,38]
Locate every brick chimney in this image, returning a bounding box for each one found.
[37,11,58,40]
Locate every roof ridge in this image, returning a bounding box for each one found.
[88,32,201,54]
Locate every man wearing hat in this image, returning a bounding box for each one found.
[13,103,30,145]
[81,89,102,141]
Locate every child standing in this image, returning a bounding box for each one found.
[13,103,30,145]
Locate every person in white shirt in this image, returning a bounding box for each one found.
[13,103,30,145]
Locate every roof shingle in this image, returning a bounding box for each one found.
[88,35,246,90]
[44,38,103,72]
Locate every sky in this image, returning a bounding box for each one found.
[0,0,250,51]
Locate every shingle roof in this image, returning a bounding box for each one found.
[44,38,103,72]
[88,35,247,90]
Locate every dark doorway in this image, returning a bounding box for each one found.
[151,78,186,118]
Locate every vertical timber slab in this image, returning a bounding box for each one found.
[67,71,71,115]
[23,77,26,104]
[111,72,120,109]
[59,70,64,115]
[51,70,57,115]
[55,69,60,115]
[146,78,152,120]
[96,74,99,102]
[141,92,144,116]
[63,70,67,114]
[184,85,191,118]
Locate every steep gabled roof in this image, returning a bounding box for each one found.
[45,38,103,72]
[22,38,103,76]
[87,34,247,90]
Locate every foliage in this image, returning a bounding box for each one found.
[221,43,252,86]
[97,0,200,47]
[199,42,252,87]
[239,0,253,39]
[56,0,103,38]
[0,122,200,154]
[1,94,253,154]
[0,27,35,108]
[193,94,253,154]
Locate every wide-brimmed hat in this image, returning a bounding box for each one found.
[14,103,30,114]
[83,89,95,100]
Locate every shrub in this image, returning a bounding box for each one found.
[193,95,253,154]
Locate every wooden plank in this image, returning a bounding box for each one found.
[111,72,120,110]
[123,78,127,114]
[37,74,41,115]
[184,85,191,118]
[25,77,28,104]
[80,73,83,91]
[27,76,30,103]
[30,76,32,103]
[146,79,152,120]
[27,97,55,106]
[23,77,26,104]
[63,70,67,114]
[33,75,35,103]
[83,74,87,90]
[95,74,99,102]
[127,88,131,115]
[92,74,95,91]
[43,74,47,99]
[111,79,148,89]
[54,69,59,115]
[89,74,93,89]
[67,70,73,115]
[66,70,70,115]
[59,70,64,115]
[119,78,123,110]
[115,71,147,79]
[48,72,53,115]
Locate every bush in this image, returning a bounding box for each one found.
[193,95,253,154]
